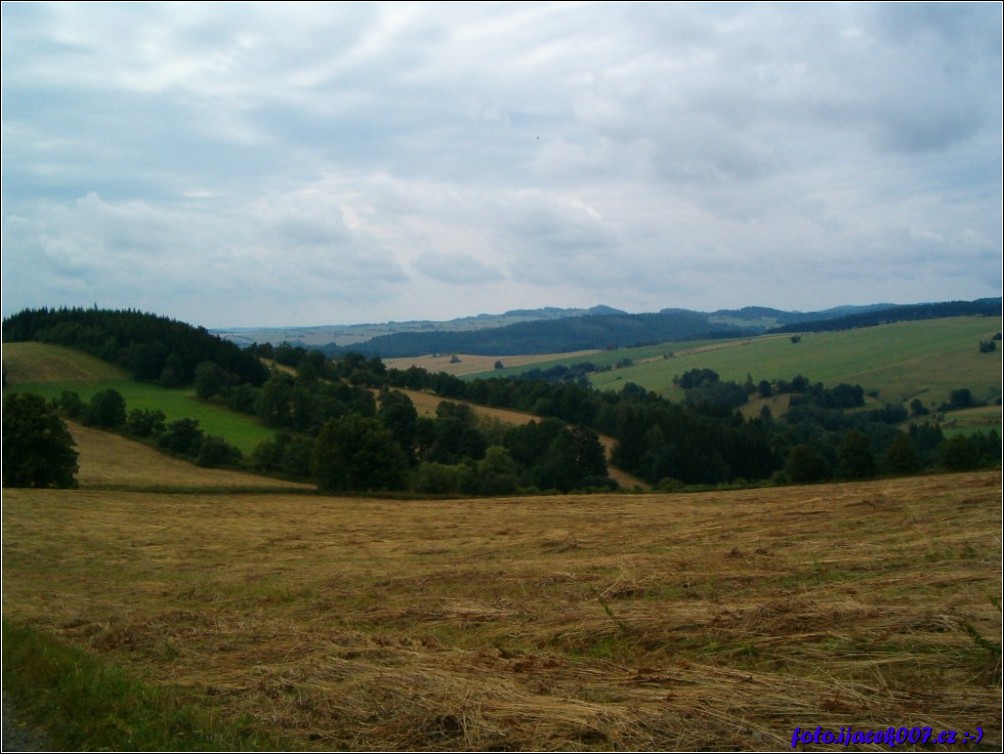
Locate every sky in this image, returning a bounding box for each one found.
[2,2,1002,329]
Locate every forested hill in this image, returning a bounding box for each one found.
[768,298,1002,334]
[2,307,269,387]
[326,298,1001,358]
[327,309,756,358]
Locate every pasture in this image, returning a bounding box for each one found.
[465,317,1002,409]
[2,420,1000,750]
[3,342,276,454]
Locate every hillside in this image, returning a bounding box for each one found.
[2,306,269,387]
[65,420,311,491]
[3,342,277,455]
[470,316,1003,411]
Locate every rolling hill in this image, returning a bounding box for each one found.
[210,298,1001,358]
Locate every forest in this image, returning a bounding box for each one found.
[4,307,1000,494]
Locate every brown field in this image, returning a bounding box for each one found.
[383,351,601,377]
[3,422,1001,750]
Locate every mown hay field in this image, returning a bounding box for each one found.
[3,463,1001,750]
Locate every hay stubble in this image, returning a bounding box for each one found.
[3,472,1000,750]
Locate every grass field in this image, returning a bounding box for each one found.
[3,342,276,454]
[384,350,603,377]
[460,317,1002,410]
[2,420,1000,750]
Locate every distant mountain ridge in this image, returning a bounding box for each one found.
[211,298,1001,358]
[214,305,625,348]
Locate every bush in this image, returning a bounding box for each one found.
[126,408,166,438]
[157,418,204,457]
[86,388,126,428]
[195,435,243,468]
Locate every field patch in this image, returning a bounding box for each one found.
[3,471,1000,750]
[384,350,602,377]
[2,341,130,383]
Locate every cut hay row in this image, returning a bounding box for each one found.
[3,471,999,750]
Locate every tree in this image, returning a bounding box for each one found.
[126,408,166,438]
[378,390,419,462]
[3,392,79,488]
[836,430,876,479]
[311,415,409,491]
[884,433,919,475]
[939,435,980,471]
[194,361,237,400]
[785,444,829,484]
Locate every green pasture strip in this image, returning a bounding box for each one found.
[5,380,274,454]
[2,619,290,752]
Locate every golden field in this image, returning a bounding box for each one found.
[2,420,1000,750]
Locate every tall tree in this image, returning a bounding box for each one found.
[3,392,79,488]
[312,415,409,492]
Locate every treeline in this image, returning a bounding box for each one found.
[195,345,614,494]
[769,298,1002,334]
[245,343,1000,489]
[2,307,269,387]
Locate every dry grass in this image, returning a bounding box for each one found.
[65,421,313,491]
[4,466,1001,750]
[2,342,130,382]
[383,351,602,377]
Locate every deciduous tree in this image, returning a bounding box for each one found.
[3,392,79,488]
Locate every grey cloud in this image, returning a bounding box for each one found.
[416,252,506,285]
[2,2,999,327]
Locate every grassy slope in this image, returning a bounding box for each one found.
[2,342,275,454]
[463,317,1003,410]
[3,470,1000,751]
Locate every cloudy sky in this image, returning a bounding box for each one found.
[2,2,1001,328]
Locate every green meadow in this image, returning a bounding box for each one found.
[3,342,275,454]
[477,316,1002,410]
